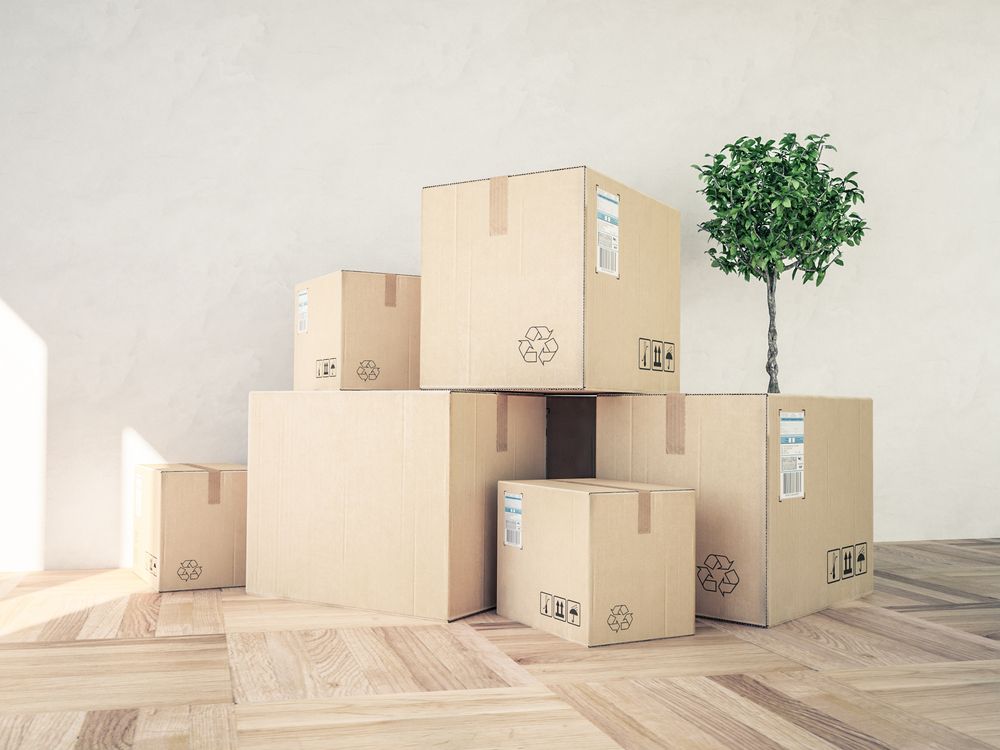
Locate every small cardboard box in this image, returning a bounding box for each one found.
[496,479,695,646]
[293,270,420,391]
[421,166,680,393]
[133,464,247,592]
[247,390,546,620]
[595,394,873,626]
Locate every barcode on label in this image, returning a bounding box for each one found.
[779,410,805,499]
[505,523,521,548]
[503,492,523,549]
[598,242,618,276]
[782,471,803,497]
[596,187,620,277]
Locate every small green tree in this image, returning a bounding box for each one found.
[693,133,868,393]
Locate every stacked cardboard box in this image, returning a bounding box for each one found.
[245,163,872,644]
[134,464,247,592]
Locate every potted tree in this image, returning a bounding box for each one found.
[693,133,868,393]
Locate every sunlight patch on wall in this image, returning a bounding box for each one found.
[0,299,47,571]
[120,427,165,569]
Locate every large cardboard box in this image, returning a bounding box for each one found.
[293,270,420,391]
[595,394,873,626]
[247,390,546,620]
[421,166,680,393]
[497,479,695,646]
[133,464,247,592]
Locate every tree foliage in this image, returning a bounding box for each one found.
[692,133,867,286]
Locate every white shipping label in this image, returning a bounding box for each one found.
[779,411,805,499]
[596,187,620,277]
[296,289,309,334]
[503,491,523,549]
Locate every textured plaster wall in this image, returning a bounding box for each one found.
[0,1,997,568]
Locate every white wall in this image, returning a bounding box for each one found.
[1,0,997,568]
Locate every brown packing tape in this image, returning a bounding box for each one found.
[496,394,508,453]
[561,479,651,535]
[184,464,222,504]
[489,176,508,236]
[636,490,651,534]
[384,273,397,307]
[665,392,686,455]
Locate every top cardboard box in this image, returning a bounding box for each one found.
[293,270,420,391]
[421,166,681,393]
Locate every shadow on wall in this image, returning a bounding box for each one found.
[0,298,47,571]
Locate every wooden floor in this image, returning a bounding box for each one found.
[1,540,999,749]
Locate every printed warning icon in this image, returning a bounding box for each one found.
[651,340,664,371]
[664,342,675,372]
[567,600,581,627]
[553,596,567,622]
[854,543,868,575]
[638,338,651,370]
[607,604,633,632]
[518,326,559,365]
[827,548,841,583]
[697,554,740,596]
[539,592,553,617]
[841,545,855,579]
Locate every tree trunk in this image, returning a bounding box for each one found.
[766,270,779,393]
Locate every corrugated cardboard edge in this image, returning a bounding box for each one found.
[762,395,772,626]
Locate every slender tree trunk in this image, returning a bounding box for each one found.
[766,270,779,393]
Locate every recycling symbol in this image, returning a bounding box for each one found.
[176,559,203,582]
[518,326,559,365]
[357,359,380,381]
[697,554,740,596]
[606,603,633,632]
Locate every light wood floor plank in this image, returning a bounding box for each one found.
[0,711,83,750]
[154,590,225,637]
[756,669,996,749]
[233,686,619,749]
[824,659,1000,746]
[471,619,806,685]
[0,636,232,713]
[221,589,430,632]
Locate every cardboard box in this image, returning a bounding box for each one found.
[133,464,247,592]
[421,166,680,393]
[247,390,546,620]
[595,394,873,626]
[293,270,420,391]
[497,479,695,646]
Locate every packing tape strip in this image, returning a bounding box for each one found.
[184,464,222,504]
[489,175,508,236]
[384,273,397,307]
[561,479,652,535]
[496,394,508,453]
[665,393,686,455]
